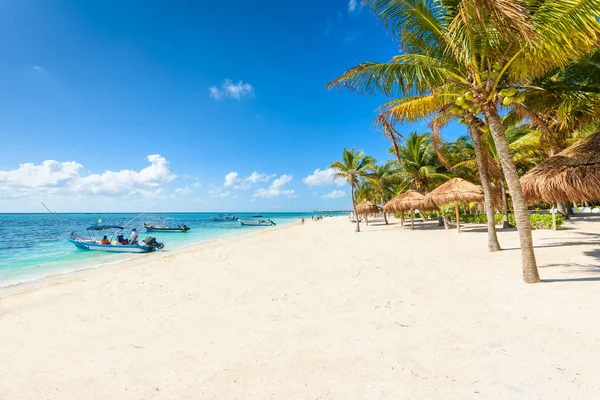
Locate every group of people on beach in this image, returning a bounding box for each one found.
[98,228,139,246]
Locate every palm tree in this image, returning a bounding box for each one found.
[330,148,375,232]
[394,132,448,193]
[328,0,600,283]
[364,161,397,224]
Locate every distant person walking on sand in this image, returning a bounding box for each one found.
[301,216,305,224]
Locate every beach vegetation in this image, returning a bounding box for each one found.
[330,148,375,232]
[328,0,600,283]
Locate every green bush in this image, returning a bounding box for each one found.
[394,211,437,220]
[529,213,564,230]
[451,212,563,230]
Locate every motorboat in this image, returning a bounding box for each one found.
[68,224,164,253]
[143,218,190,232]
[238,219,276,227]
[211,214,238,221]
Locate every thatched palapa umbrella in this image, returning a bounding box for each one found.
[425,178,484,233]
[521,131,600,203]
[356,200,380,225]
[393,190,427,230]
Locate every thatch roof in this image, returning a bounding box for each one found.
[393,190,427,212]
[521,131,600,203]
[383,198,396,213]
[425,178,484,207]
[356,200,380,214]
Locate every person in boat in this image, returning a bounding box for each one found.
[117,234,129,245]
[99,235,110,245]
[131,228,139,245]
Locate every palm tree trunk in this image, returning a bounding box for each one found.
[468,123,501,251]
[410,209,414,230]
[351,186,360,232]
[483,105,540,283]
[381,195,389,225]
[557,201,570,219]
[400,211,404,226]
[566,202,574,216]
[455,203,461,233]
[500,179,511,228]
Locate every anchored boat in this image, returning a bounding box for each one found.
[143,218,190,232]
[68,224,164,253]
[211,214,238,221]
[238,219,276,227]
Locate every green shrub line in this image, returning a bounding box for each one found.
[393,212,563,230]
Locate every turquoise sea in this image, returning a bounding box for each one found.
[0,212,321,288]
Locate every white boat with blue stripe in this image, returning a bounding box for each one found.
[238,219,276,227]
[68,224,164,253]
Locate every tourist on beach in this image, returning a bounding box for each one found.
[99,235,110,245]
[131,228,139,245]
[301,216,305,224]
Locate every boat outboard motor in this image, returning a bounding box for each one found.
[143,236,164,250]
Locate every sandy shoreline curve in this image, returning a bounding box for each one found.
[0,218,302,296]
[1,215,600,399]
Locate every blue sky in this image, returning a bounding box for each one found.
[0,0,463,212]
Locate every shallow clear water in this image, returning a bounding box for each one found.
[0,212,323,287]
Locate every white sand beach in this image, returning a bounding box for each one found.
[1,216,600,399]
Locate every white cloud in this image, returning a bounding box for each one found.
[208,187,230,197]
[322,190,346,199]
[253,174,296,198]
[175,186,193,196]
[348,0,358,12]
[224,172,239,187]
[209,79,254,100]
[224,171,275,190]
[303,168,345,187]
[33,65,44,72]
[231,195,238,199]
[175,179,200,196]
[0,154,175,199]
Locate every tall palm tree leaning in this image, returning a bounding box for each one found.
[327,0,600,283]
[330,148,375,232]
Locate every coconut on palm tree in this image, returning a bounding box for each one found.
[330,148,375,232]
[328,0,600,283]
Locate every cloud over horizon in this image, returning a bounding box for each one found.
[0,154,175,199]
[303,168,345,187]
[209,79,254,100]
[254,174,296,198]
[322,190,346,199]
[224,171,275,190]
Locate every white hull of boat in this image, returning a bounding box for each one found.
[238,219,275,227]
[68,237,152,253]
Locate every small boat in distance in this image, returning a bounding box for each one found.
[238,219,276,227]
[251,213,263,218]
[68,224,164,253]
[143,217,190,232]
[211,214,238,221]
